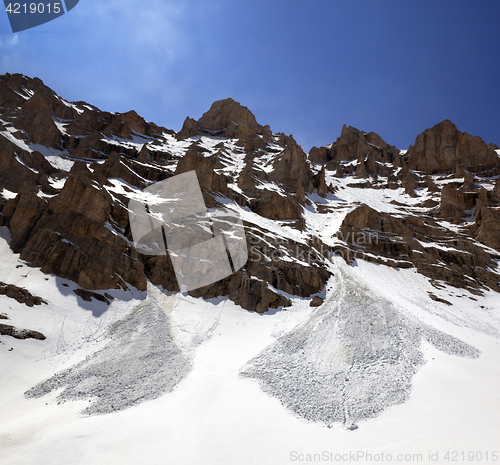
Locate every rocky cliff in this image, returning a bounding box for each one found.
[0,73,499,315]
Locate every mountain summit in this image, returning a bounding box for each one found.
[177,97,265,141]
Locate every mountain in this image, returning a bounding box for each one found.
[0,74,331,315]
[0,74,499,459]
[1,74,498,314]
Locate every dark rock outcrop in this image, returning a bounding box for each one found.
[310,296,324,307]
[470,186,500,250]
[336,204,500,293]
[308,125,403,188]
[0,282,46,306]
[0,323,46,340]
[438,184,478,223]
[406,120,500,175]
[177,98,262,141]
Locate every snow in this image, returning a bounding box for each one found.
[213,146,246,179]
[47,177,67,190]
[1,189,17,200]
[0,122,74,171]
[242,264,479,429]
[15,155,38,173]
[432,175,465,185]
[324,174,432,213]
[105,178,155,204]
[194,135,232,152]
[253,149,281,173]
[26,287,191,415]
[29,144,74,171]
[0,126,32,152]
[0,219,499,465]
[222,200,306,245]
[301,180,438,249]
[56,96,84,114]
[149,132,192,156]
[53,117,72,136]
[255,179,287,196]
[100,132,153,152]
[415,239,471,254]
[9,86,33,100]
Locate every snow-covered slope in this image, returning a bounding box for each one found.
[1,235,499,464]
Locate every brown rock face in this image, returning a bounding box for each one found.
[470,186,500,251]
[51,172,113,225]
[17,106,63,148]
[314,165,330,197]
[0,138,48,194]
[234,133,314,221]
[425,176,440,192]
[336,204,500,293]
[271,136,314,193]
[0,323,45,340]
[198,98,261,139]
[0,75,332,313]
[473,206,500,251]
[10,169,148,293]
[176,117,198,140]
[187,224,330,313]
[174,143,233,203]
[5,72,499,317]
[4,190,47,251]
[308,125,403,190]
[334,125,397,162]
[189,270,292,314]
[324,125,400,164]
[438,184,478,223]
[310,296,324,307]
[250,190,302,221]
[309,145,333,164]
[406,120,500,175]
[177,98,262,141]
[0,282,46,306]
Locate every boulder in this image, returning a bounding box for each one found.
[0,323,45,340]
[310,296,324,307]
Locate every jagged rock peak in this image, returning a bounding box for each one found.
[177,97,263,140]
[309,124,399,165]
[0,73,47,95]
[405,119,500,175]
[0,73,71,119]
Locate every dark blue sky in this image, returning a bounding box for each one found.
[1,0,499,151]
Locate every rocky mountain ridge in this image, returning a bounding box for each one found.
[0,72,499,317]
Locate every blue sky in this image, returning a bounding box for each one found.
[1,0,499,151]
